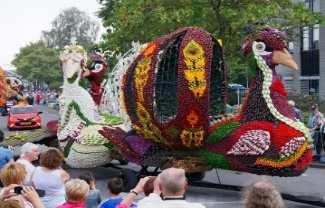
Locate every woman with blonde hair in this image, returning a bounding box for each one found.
[0,162,45,208]
[57,179,89,208]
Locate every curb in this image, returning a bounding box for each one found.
[310,162,325,169]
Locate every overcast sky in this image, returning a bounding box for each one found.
[0,0,104,70]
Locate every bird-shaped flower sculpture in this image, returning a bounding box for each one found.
[214,28,313,176]
[66,27,312,176]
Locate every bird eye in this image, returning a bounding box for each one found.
[252,41,271,56]
[95,63,102,70]
[255,42,266,52]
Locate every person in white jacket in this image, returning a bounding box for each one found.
[16,143,40,185]
[119,168,206,208]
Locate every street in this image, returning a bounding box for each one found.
[1,106,325,207]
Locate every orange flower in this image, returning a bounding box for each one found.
[255,142,308,168]
[187,110,199,126]
[143,42,157,57]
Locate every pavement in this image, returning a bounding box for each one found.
[1,105,325,207]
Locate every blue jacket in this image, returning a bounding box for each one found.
[0,147,13,169]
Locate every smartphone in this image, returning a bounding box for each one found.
[13,186,23,194]
[13,186,45,197]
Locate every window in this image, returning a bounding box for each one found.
[301,50,319,76]
[302,27,310,51]
[309,79,319,94]
[305,0,313,11]
[313,0,320,12]
[301,0,319,50]
[300,79,319,95]
[313,24,319,49]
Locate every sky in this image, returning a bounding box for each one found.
[0,0,104,70]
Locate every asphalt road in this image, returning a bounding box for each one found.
[1,105,324,207]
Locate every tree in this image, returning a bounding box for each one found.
[98,0,323,83]
[42,7,100,49]
[12,41,62,89]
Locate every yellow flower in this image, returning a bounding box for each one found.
[134,58,151,102]
[183,40,204,60]
[182,40,207,98]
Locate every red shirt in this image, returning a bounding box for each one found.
[57,201,86,208]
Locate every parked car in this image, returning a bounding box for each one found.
[1,100,15,116]
[7,106,42,130]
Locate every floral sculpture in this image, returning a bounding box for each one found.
[83,50,108,106]
[58,44,115,168]
[0,67,7,107]
[98,27,312,176]
[58,27,312,176]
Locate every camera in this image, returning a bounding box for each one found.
[13,186,45,197]
[14,186,23,194]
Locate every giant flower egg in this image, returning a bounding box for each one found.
[122,27,227,149]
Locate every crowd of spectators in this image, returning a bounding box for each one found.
[0,143,286,208]
[24,90,58,106]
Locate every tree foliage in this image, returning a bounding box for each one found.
[98,0,323,83]
[12,41,62,89]
[42,7,100,49]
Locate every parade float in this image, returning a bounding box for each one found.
[0,66,24,115]
[0,67,53,148]
[57,27,312,177]
[0,67,7,113]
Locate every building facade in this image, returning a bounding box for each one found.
[279,0,323,98]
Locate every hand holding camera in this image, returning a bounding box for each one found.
[13,186,45,197]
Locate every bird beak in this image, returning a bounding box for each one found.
[272,49,298,70]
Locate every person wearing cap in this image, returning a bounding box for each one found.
[16,142,40,185]
[308,104,324,159]
[288,100,301,121]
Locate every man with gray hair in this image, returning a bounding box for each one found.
[158,167,188,199]
[122,167,205,208]
[16,142,40,185]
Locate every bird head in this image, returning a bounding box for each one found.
[86,49,108,75]
[242,27,298,70]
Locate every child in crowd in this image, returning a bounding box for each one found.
[78,172,102,208]
[99,177,124,208]
[243,180,284,208]
[57,179,89,208]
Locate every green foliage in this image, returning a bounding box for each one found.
[98,0,323,82]
[206,121,240,144]
[103,142,114,150]
[200,150,230,169]
[167,127,180,138]
[70,101,94,125]
[1,129,49,146]
[12,41,62,89]
[101,112,124,125]
[42,7,100,50]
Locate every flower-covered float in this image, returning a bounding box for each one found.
[57,45,119,168]
[59,27,312,176]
